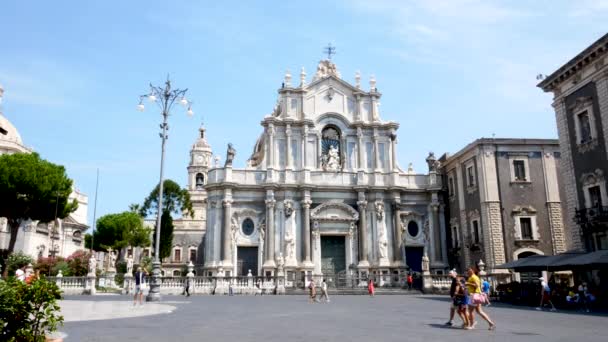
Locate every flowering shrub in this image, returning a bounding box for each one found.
[0,277,64,341]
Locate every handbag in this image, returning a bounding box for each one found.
[470,293,485,305]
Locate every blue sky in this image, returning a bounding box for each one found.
[0,1,606,229]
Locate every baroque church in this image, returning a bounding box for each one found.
[191,59,448,281]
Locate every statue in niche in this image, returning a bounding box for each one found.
[321,126,341,172]
[378,227,388,260]
[225,143,236,167]
[375,202,384,221]
[231,217,239,240]
[423,217,430,243]
[258,218,266,242]
[284,223,296,262]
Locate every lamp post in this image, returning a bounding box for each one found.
[137,76,193,302]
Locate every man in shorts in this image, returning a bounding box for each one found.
[133,267,147,305]
[445,270,459,326]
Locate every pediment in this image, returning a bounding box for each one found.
[310,201,359,222]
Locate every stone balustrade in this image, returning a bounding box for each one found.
[48,275,88,295]
[207,168,436,189]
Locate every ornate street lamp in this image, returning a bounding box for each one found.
[137,76,193,302]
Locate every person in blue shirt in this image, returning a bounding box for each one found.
[481,279,491,306]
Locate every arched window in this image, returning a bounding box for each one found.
[321,126,341,171]
[242,218,255,236]
[195,173,205,189]
[173,270,181,277]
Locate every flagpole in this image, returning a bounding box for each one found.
[90,168,99,253]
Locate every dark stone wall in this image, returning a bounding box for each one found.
[565,82,608,209]
[496,152,554,261]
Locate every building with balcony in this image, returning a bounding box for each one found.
[439,139,567,280]
[538,33,608,252]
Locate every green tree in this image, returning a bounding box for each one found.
[0,153,77,276]
[91,212,151,258]
[140,179,192,259]
[140,179,193,218]
[159,211,173,259]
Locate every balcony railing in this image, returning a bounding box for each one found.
[575,205,608,233]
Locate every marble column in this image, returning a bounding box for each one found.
[302,126,309,170]
[267,124,275,169]
[392,204,402,264]
[390,132,398,172]
[431,203,442,263]
[357,194,369,267]
[286,124,292,169]
[373,129,380,172]
[222,199,233,265]
[301,199,313,266]
[356,127,364,171]
[264,197,277,268]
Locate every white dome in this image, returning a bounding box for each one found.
[0,114,22,144]
[0,114,28,154]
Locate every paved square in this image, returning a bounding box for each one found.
[61,295,607,342]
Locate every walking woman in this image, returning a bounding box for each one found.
[465,267,495,330]
[368,279,375,297]
[308,278,317,303]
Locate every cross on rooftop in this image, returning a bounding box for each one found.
[324,43,336,60]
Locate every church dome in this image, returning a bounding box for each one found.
[0,113,24,146]
[0,85,30,154]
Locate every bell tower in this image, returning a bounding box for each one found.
[187,124,213,220]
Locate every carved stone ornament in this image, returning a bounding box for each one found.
[581,169,605,186]
[568,96,593,113]
[310,201,359,222]
[314,60,341,80]
[512,205,537,215]
[467,209,480,221]
[284,200,294,217]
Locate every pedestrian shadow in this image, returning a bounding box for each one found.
[417,296,608,317]
[427,323,454,330]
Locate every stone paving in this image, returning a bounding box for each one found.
[60,295,608,342]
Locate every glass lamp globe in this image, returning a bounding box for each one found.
[180,97,188,106]
[148,94,157,102]
[187,107,194,117]
[137,103,145,112]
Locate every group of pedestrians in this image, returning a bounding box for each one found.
[308,278,330,303]
[446,268,496,331]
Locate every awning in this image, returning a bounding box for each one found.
[495,255,549,271]
[550,250,608,269]
[495,251,607,272]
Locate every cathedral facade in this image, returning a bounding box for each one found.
[201,60,448,281]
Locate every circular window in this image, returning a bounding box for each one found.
[242,218,255,236]
[407,221,419,237]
